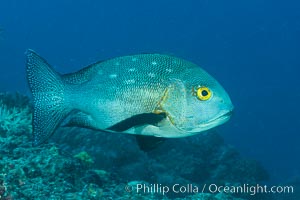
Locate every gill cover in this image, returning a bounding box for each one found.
[157,79,188,131]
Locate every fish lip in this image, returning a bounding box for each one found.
[194,110,233,130]
[215,110,233,121]
[208,110,233,124]
[173,110,233,133]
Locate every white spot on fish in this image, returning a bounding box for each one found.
[114,62,120,66]
[128,68,136,72]
[109,74,118,78]
[124,79,135,84]
[151,61,157,65]
[148,73,155,78]
[166,68,173,73]
[131,57,138,62]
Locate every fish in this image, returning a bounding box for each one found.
[26,49,233,147]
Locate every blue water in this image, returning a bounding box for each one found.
[1,0,299,186]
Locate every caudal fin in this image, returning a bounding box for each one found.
[26,49,71,146]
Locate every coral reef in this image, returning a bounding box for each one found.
[0,93,32,135]
[0,92,274,199]
[74,151,95,167]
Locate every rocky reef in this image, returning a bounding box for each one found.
[0,92,274,199]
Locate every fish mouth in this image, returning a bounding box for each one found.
[203,110,233,127]
[186,110,233,132]
[214,110,233,121]
[172,110,233,134]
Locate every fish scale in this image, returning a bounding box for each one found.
[71,55,185,127]
[26,50,233,146]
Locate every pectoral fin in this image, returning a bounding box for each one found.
[107,112,166,132]
[107,113,167,151]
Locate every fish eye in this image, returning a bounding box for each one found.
[196,86,212,101]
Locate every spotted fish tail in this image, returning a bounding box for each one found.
[26,49,71,146]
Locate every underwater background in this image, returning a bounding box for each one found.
[0,0,299,199]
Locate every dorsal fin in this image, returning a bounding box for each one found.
[62,61,103,84]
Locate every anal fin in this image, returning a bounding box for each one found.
[62,112,99,130]
[135,135,166,152]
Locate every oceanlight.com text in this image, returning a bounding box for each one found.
[125,183,294,196]
[207,183,294,196]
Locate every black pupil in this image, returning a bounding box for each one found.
[201,90,209,96]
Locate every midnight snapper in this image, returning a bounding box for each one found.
[26,50,233,147]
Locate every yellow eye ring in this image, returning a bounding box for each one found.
[196,86,212,101]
